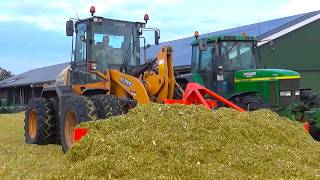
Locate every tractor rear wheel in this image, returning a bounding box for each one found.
[300,90,320,110]
[24,98,55,144]
[60,96,98,153]
[309,123,320,141]
[91,95,127,119]
[229,93,270,111]
[173,83,184,99]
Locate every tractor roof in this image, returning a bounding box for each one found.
[191,35,257,46]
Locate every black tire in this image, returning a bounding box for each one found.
[229,94,270,111]
[91,95,127,119]
[60,96,98,153]
[173,83,184,99]
[300,90,320,110]
[49,97,61,145]
[24,97,55,144]
[309,123,320,141]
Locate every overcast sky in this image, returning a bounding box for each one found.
[0,0,319,74]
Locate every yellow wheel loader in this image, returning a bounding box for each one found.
[24,7,176,153]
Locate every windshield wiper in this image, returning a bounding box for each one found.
[121,28,135,72]
[224,42,237,58]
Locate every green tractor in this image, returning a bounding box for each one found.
[175,34,320,140]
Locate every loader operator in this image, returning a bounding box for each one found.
[95,35,114,71]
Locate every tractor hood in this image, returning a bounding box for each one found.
[234,69,300,82]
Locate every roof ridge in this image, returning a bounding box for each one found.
[156,11,312,45]
[258,10,320,39]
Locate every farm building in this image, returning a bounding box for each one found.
[1,10,320,111]
[0,63,68,112]
[144,10,320,91]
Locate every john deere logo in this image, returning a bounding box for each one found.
[120,77,133,87]
[243,72,256,77]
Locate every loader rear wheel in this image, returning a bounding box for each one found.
[49,97,61,144]
[91,95,126,119]
[229,93,270,111]
[24,98,55,144]
[60,96,98,153]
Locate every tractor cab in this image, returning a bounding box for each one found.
[191,35,256,96]
[65,7,160,85]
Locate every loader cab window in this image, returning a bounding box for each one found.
[75,23,87,62]
[72,22,93,85]
[91,19,140,71]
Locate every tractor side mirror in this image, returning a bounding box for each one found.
[155,31,160,45]
[80,35,86,42]
[199,39,207,51]
[66,20,74,36]
[269,40,276,51]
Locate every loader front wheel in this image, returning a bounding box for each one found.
[24,98,55,144]
[60,96,98,153]
[91,95,126,119]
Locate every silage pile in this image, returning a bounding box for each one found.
[66,104,320,179]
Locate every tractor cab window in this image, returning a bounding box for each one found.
[192,44,215,89]
[92,20,140,71]
[221,41,254,71]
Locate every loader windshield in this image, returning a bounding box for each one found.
[92,19,140,71]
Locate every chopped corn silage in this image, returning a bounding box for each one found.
[66,103,320,179]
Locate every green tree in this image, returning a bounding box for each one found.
[0,67,13,81]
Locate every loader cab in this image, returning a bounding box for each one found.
[67,17,145,84]
[191,36,256,95]
[65,8,160,86]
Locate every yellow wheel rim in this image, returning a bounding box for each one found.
[29,109,37,139]
[65,111,77,148]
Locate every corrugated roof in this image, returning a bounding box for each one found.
[0,62,69,88]
[2,10,319,88]
[141,10,320,67]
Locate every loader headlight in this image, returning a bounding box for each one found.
[295,91,300,96]
[93,17,103,23]
[280,91,291,96]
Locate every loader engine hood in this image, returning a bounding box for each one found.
[234,69,300,82]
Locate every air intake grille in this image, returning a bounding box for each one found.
[279,79,300,107]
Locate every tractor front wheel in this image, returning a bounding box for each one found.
[229,93,270,111]
[60,96,98,153]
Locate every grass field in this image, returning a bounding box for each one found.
[1,108,320,179]
[0,112,69,179]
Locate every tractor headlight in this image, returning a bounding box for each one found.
[294,91,300,96]
[280,91,291,96]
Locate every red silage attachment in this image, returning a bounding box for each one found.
[164,83,245,112]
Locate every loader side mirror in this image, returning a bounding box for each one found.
[155,31,160,45]
[66,20,74,36]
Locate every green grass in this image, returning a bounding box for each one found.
[0,112,69,179]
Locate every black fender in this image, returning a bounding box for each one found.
[82,88,109,97]
[228,91,260,101]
